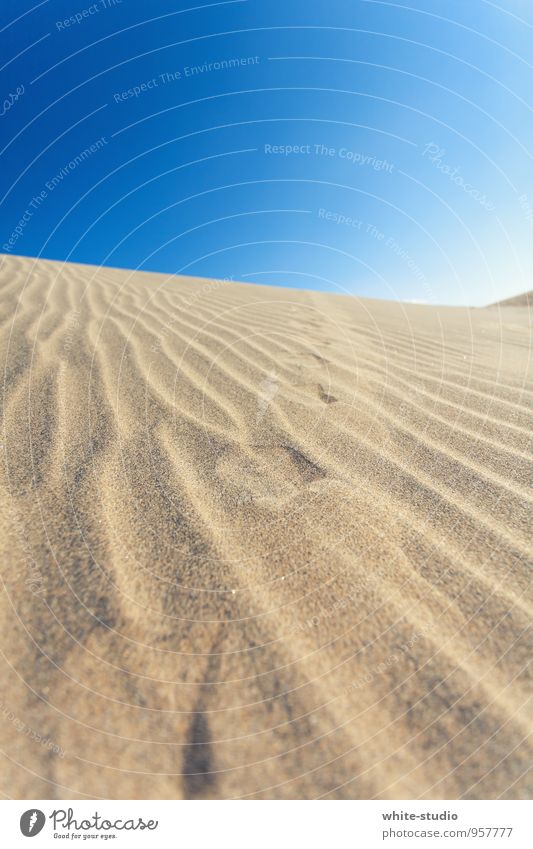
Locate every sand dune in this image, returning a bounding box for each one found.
[0,254,531,800]
[491,291,532,308]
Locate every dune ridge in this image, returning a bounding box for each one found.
[0,254,531,800]
[491,291,532,308]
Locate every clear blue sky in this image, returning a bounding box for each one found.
[1,0,532,305]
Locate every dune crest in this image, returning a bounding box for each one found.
[0,254,531,799]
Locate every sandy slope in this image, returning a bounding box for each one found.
[492,291,532,308]
[0,253,531,800]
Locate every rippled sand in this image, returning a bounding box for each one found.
[0,254,531,799]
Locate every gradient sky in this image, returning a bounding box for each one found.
[1,0,533,305]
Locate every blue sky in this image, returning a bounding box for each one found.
[1,0,532,305]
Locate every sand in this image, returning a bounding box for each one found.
[493,292,532,308]
[0,253,531,800]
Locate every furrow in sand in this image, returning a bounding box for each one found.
[175,304,533,462]
[135,313,532,562]
[285,340,533,480]
[282,407,532,566]
[314,338,533,451]
[314,312,533,405]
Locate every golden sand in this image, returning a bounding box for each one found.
[0,254,531,799]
